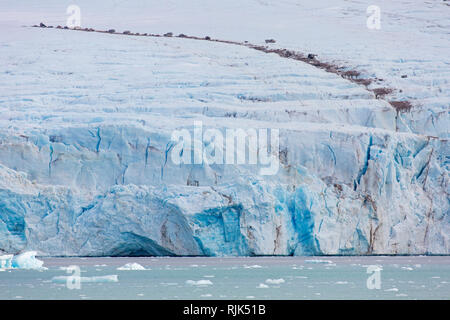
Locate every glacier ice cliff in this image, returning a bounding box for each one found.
[0,120,447,256]
[0,3,449,256]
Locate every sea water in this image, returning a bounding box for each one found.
[0,256,448,299]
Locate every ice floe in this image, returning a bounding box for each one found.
[51,274,118,283]
[117,263,147,271]
[186,280,213,286]
[265,278,285,285]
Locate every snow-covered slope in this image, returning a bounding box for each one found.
[0,0,448,256]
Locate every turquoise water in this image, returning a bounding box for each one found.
[0,256,449,299]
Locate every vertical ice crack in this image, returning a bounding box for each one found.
[145,138,151,166]
[48,144,53,177]
[122,164,128,184]
[95,127,101,153]
[354,136,373,190]
[161,141,175,180]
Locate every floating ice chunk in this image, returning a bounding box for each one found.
[201,294,212,297]
[401,267,413,271]
[335,281,348,285]
[385,288,399,292]
[81,275,119,283]
[362,264,383,271]
[0,254,13,269]
[161,282,178,286]
[51,276,79,284]
[305,259,333,264]
[246,296,255,299]
[186,279,213,286]
[257,283,269,288]
[396,293,408,297]
[265,278,285,284]
[117,263,146,270]
[12,251,47,270]
[96,275,118,283]
[51,275,118,283]
[244,265,263,269]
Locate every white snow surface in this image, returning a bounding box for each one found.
[0,1,448,256]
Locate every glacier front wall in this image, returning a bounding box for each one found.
[0,122,448,256]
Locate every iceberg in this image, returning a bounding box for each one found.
[117,263,147,271]
[265,279,285,285]
[0,254,13,269]
[11,251,47,270]
[244,265,263,269]
[186,280,213,286]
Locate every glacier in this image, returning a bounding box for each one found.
[0,0,448,256]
